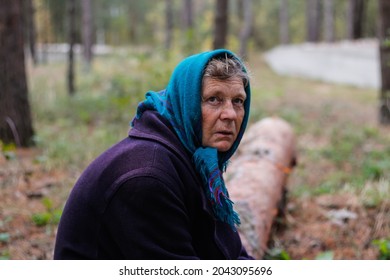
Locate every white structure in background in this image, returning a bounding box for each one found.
[34,44,113,63]
[264,39,381,89]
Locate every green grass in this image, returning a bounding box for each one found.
[264,247,291,260]
[31,197,63,227]
[247,55,389,205]
[372,239,390,260]
[0,250,10,260]
[29,49,181,170]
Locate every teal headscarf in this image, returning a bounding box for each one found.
[132,49,251,229]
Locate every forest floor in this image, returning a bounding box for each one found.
[263,82,390,260]
[0,149,388,260]
[0,51,389,260]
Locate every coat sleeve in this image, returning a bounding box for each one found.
[238,246,255,260]
[102,175,200,259]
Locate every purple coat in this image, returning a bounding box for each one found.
[54,111,252,259]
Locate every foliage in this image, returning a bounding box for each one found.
[358,179,390,208]
[31,212,52,227]
[372,239,390,260]
[32,0,379,51]
[0,250,10,260]
[31,197,62,227]
[362,148,390,181]
[266,248,335,260]
[0,218,11,259]
[1,141,17,160]
[29,49,180,169]
[264,247,291,260]
[384,38,390,48]
[291,122,389,197]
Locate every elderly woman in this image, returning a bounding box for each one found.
[54,49,252,259]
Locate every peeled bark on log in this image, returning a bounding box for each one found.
[226,117,296,259]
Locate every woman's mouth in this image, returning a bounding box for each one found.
[216,130,234,136]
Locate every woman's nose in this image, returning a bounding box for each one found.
[220,101,237,120]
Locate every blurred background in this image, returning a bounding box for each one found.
[0,0,389,260]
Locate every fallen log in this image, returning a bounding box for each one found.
[226,117,297,259]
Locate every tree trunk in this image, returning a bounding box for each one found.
[181,0,194,54]
[239,0,253,59]
[165,0,174,50]
[346,0,365,40]
[0,0,35,147]
[40,0,49,64]
[237,0,244,22]
[306,0,321,42]
[182,0,193,30]
[67,0,77,96]
[378,0,390,125]
[24,0,38,65]
[226,117,296,259]
[213,0,229,49]
[127,1,138,43]
[279,0,289,45]
[82,0,93,72]
[323,0,335,42]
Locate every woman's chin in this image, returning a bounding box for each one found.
[214,142,233,152]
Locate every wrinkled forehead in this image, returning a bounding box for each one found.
[201,76,247,98]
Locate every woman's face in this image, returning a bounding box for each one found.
[201,77,246,152]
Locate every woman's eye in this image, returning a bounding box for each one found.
[202,96,245,107]
[233,98,244,105]
[207,96,220,104]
